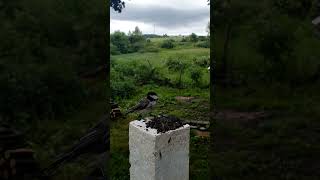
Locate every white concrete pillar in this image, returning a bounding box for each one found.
[129,120,190,180]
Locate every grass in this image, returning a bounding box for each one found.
[111,86,210,180]
[112,48,210,87]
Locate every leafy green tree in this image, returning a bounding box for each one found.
[271,0,317,18]
[213,0,259,83]
[252,13,296,81]
[111,31,130,54]
[128,26,146,52]
[189,33,198,42]
[110,0,125,13]
[166,58,188,88]
[190,68,202,86]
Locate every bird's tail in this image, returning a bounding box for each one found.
[41,151,75,176]
[124,106,136,116]
[124,110,132,116]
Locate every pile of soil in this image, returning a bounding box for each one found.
[146,115,184,133]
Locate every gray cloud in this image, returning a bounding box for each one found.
[111,5,209,29]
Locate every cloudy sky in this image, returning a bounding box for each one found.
[110,0,210,36]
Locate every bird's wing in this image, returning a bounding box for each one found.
[126,98,149,114]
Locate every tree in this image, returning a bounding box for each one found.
[189,33,198,42]
[190,68,202,86]
[111,31,130,54]
[213,0,259,84]
[128,26,146,52]
[110,0,125,13]
[166,58,187,88]
[252,13,296,81]
[129,26,144,43]
[271,0,316,18]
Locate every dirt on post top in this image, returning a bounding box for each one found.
[146,115,184,133]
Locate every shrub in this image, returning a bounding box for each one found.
[110,31,130,54]
[196,41,210,48]
[135,62,162,84]
[161,39,175,49]
[193,56,210,68]
[181,37,188,42]
[110,43,121,55]
[111,79,136,99]
[139,45,160,53]
[166,58,188,88]
[111,67,136,99]
[190,68,202,86]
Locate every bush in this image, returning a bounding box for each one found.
[110,31,130,54]
[161,39,175,49]
[110,43,121,55]
[193,56,210,68]
[196,41,210,48]
[166,58,188,88]
[111,79,136,99]
[139,45,160,53]
[111,67,137,99]
[190,68,202,85]
[135,62,162,84]
[181,37,188,42]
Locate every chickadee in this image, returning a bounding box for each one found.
[125,92,158,115]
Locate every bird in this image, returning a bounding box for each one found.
[41,113,109,177]
[125,92,158,115]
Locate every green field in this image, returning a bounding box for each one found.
[110,36,210,179]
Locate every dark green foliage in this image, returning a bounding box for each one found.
[161,39,175,49]
[110,0,125,13]
[135,64,161,85]
[139,45,160,53]
[272,0,316,18]
[0,64,86,123]
[251,14,296,81]
[181,37,188,42]
[198,36,207,41]
[166,58,188,88]
[110,43,121,55]
[193,56,210,68]
[110,31,130,54]
[0,0,106,123]
[111,78,136,99]
[189,33,198,42]
[196,40,210,48]
[110,27,147,54]
[190,67,202,85]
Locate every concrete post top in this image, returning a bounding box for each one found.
[130,120,190,136]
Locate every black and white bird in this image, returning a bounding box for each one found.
[41,114,109,177]
[125,92,158,115]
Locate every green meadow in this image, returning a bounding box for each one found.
[110,33,210,179]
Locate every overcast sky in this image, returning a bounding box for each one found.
[110,0,210,36]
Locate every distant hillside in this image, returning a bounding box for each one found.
[143,34,162,38]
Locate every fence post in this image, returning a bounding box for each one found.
[129,120,190,180]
